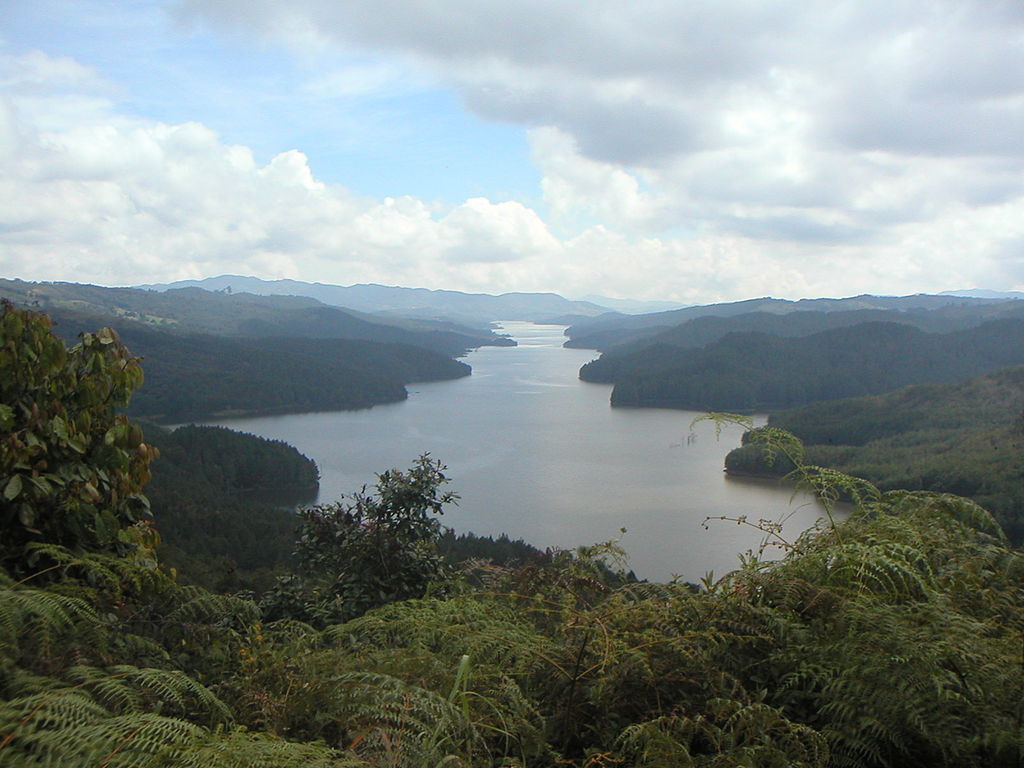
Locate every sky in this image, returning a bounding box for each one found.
[1,0,1023,304]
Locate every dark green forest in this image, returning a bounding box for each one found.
[43,307,472,422]
[725,366,1024,543]
[570,300,1024,354]
[142,423,319,592]
[564,292,1018,350]
[0,279,523,421]
[0,278,514,356]
[144,421,550,593]
[583,318,1024,412]
[4,293,1024,766]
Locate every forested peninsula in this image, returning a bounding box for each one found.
[4,301,1024,767]
[0,280,490,422]
[583,318,1024,411]
[576,291,1024,548]
[725,366,1024,543]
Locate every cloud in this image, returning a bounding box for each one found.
[439,198,561,263]
[3,36,1024,303]
[177,2,1024,229]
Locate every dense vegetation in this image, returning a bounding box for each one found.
[725,366,1024,543]
[0,280,494,422]
[142,424,319,592]
[564,293,1014,350]
[572,300,1024,356]
[583,318,1024,412]
[145,421,551,593]
[45,307,470,422]
[0,278,514,356]
[4,304,1024,767]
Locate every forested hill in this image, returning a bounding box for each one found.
[143,423,319,591]
[572,299,1024,356]
[48,308,470,422]
[564,292,1013,350]
[0,278,514,356]
[590,318,1024,412]
[6,300,1024,767]
[141,273,610,323]
[725,366,1024,543]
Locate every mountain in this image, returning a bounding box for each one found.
[43,306,471,423]
[138,274,611,323]
[578,300,1024,381]
[725,365,1024,542]
[0,280,483,422]
[595,318,1024,412]
[941,288,1024,299]
[0,278,513,356]
[564,293,1014,350]
[577,294,689,314]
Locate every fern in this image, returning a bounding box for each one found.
[0,689,201,767]
[615,697,828,767]
[330,670,480,767]
[0,579,100,669]
[156,727,361,768]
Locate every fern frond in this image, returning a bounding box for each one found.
[70,665,233,724]
[332,670,482,767]
[0,688,203,767]
[156,727,362,768]
[0,582,98,664]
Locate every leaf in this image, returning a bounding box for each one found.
[0,403,13,430]
[18,503,35,529]
[94,510,119,545]
[4,474,23,500]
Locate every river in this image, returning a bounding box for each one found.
[208,322,838,582]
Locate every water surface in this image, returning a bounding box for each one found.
[209,322,837,581]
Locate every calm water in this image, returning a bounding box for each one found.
[208,322,837,582]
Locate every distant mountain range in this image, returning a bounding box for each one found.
[597,318,1024,413]
[0,278,505,421]
[565,293,1020,351]
[941,288,1024,299]
[138,275,612,324]
[0,278,512,356]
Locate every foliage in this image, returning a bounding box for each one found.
[725,366,1024,543]
[583,318,1024,412]
[0,302,156,573]
[438,530,548,568]
[261,455,457,626]
[43,306,471,422]
[4,310,1024,767]
[143,423,318,591]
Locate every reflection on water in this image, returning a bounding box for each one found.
[207,322,841,582]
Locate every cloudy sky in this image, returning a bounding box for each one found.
[2,0,1023,303]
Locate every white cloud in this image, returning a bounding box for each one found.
[3,32,1024,303]
[177,1,1024,241]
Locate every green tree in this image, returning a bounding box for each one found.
[263,455,457,625]
[0,302,157,573]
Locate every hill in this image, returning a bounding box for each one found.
[45,307,470,423]
[143,423,319,591]
[580,300,1024,382]
[591,318,1024,412]
[725,366,1024,541]
[0,278,514,356]
[565,292,1014,350]
[139,274,610,324]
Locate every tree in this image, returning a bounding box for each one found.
[264,455,458,625]
[0,302,157,572]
